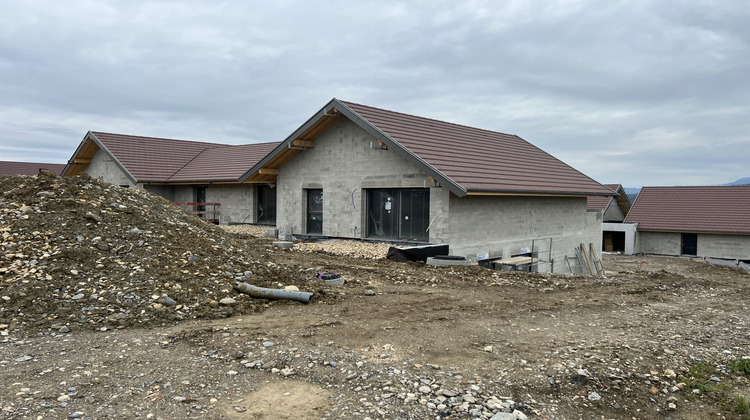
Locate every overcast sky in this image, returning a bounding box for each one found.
[1,1,748,188]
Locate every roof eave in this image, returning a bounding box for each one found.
[637,228,750,236]
[465,188,615,197]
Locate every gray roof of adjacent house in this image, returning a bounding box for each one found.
[624,185,750,234]
[240,98,614,197]
[63,131,279,184]
[0,161,66,176]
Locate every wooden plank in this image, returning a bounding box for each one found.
[590,243,604,275]
[291,139,314,148]
[258,168,280,175]
[494,256,532,265]
[580,243,595,275]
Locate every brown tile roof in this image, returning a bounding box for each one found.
[587,184,620,210]
[0,161,66,176]
[168,142,280,182]
[340,100,613,196]
[66,132,278,183]
[624,186,750,234]
[90,132,226,182]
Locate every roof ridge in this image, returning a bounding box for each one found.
[339,100,518,138]
[91,131,228,147]
[165,144,232,182]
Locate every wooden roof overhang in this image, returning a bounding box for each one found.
[239,99,465,195]
[239,104,342,184]
[62,131,137,184]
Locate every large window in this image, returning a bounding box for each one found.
[367,189,429,241]
[306,189,323,234]
[256,185,277,225]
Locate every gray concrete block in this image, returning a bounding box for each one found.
[426,257,472,267]
[273,241,294,249]
[266,227,279,238]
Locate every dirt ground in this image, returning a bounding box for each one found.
[2,172,750,419]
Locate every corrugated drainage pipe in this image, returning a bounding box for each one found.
[234,282,312,304]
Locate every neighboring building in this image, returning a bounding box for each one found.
[624,186,750,260]
[0,161,66,176]
[587,184,636,254]
[62,131,280,225]
[240,98,613,272]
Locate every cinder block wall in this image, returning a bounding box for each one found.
[84,149,138,188]
[441,195,602,273]
[205,184,256,225]
[276,118,441,239]
[636,232,681,255]
[697,234,750,260]
[636,231,750,259]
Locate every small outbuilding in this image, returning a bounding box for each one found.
[62,131,280,225]
[625,185,750,260]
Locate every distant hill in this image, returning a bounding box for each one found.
[624,187,641,203]
[726,177,750,186]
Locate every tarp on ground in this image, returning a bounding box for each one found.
[386,244,450,263]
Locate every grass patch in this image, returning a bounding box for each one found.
[730,358,750,376]
[736,395,750,419]
[679,362,726,394]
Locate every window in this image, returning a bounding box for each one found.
[306,189,323,234]
[367,189,429,241]
[256,185,277,225]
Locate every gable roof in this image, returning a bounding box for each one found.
[587,183,631,213]
[624,186,750,234]
[0,161,66,176]
[63,131,279,184]
[240,98,613,197]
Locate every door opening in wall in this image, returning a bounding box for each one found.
[602,231,625,253]
[306,189,323,234]
[682,233,697,255]
[195,187,206,219]
[256,185,277,225]
[366,188,429,241]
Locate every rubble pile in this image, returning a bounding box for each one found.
[0,171,308,334]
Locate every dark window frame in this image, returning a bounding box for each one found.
[366,188,430,242]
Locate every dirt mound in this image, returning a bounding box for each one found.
[0,171,310,334]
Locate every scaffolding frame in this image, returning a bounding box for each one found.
[530,237,554,273]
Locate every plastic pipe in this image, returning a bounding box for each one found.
[234,282,313,304]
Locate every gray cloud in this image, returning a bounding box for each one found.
[1,0,748,187]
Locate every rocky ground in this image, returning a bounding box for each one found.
[2,171,750,419]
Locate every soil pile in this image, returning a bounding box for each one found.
[0,170,308,334]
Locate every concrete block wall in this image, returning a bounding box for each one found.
[603,201,626,222]
[636,231,750,259]
[147,184,259,225]
[204,184,256,225]
[636,232,681,255]
[143,185,175,201]
[276,117,441,239]
[440,195,602,273]
[84,149,138,188]
[697,234,750,260]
